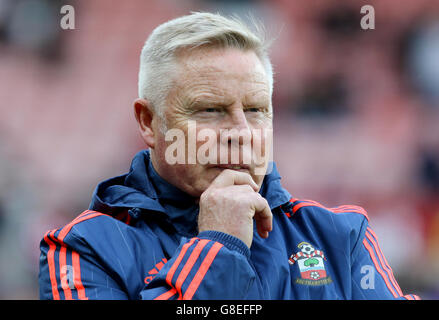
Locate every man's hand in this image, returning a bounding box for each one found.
[198,169,272,248]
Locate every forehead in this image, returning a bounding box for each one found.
[173,47,270,104]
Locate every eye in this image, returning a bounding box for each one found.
[204,108,219,113]
[245,107,266,113]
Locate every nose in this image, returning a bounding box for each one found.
[218,106,253,166]
[226,108,252,144]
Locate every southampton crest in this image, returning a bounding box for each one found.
[289,242,332,286]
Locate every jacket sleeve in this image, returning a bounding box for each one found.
[139,231,256,300]
[39,229,129,300]
[350,219,420,300]
[39,226,256,300]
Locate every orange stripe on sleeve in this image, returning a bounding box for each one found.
[46,211,103,300]
[44,230,60,300]
[72,251,88,300]
[59,245,73,300]
[153,237,198,300]
[57,212,106,242]
[166,238,198,286]
[366,229,403,296]
[290,199,369,221]
[154,288,177,300]
[362,239,398,298]
[332,205,369,219]
[72,210,93,222]
[292,202,323,214]
[183,242,223,300]
[175,239,209,300]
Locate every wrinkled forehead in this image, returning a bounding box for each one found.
[173,47,271,104]
[177,46,266,72]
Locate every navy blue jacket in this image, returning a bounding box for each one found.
[39,150,419,300]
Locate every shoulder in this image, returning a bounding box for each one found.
[286,198,369,222]
[41,209,139,253]
[281,197,370,249]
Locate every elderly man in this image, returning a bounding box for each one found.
[39,12,419,300]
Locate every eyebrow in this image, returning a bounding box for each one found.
[242,100,270,109]
[187,97,234,109]
[188,94,271,108]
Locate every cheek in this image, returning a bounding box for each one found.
[251,125,272,153]
[153,133,171,159]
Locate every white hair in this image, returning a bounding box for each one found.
[138,11,274,123]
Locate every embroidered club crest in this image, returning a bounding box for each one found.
[289,242,332,285]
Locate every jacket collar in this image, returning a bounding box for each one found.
[89,149,291,236]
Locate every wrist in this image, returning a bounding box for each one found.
[197,230,251,259]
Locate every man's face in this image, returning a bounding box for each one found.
[150,47,273,197]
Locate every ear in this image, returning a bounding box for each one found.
[134,98,156,148]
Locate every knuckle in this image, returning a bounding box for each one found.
[252,191,264,202]
[237,186,252,196]
[222,169,234,177]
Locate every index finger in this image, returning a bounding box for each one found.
[209,169,258,191]
[253,195,273,238]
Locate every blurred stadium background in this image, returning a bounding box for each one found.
[0,0,438,299]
